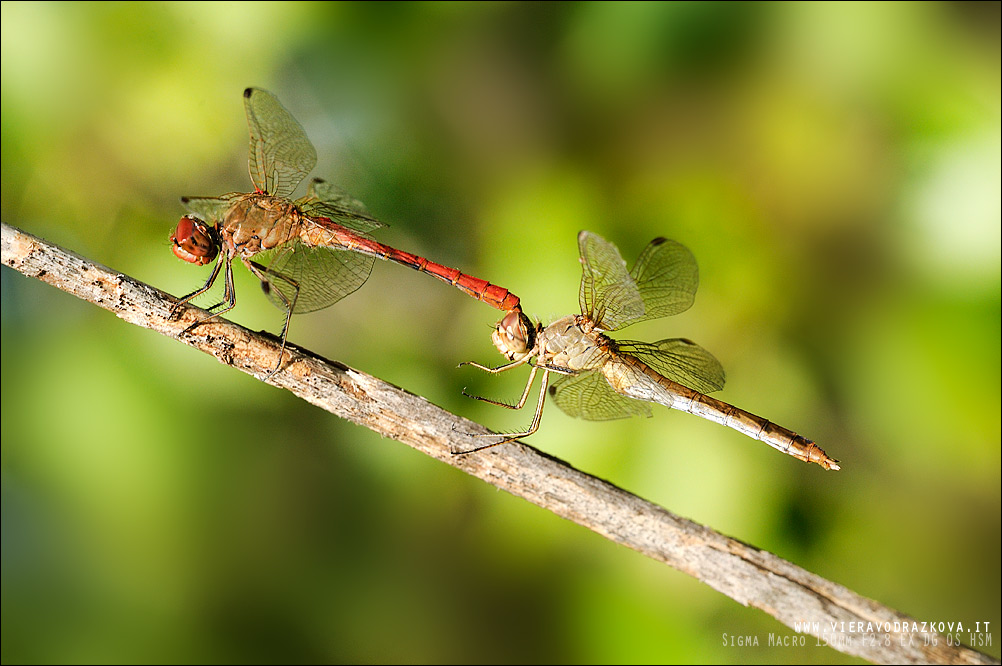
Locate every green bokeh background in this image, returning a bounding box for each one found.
[2,2,998,663]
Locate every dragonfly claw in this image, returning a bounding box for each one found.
[168,300,187,322]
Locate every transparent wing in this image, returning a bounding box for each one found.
[180,194,238,223]
[629,237,698,320]
[578,232,700,331]
[255,239,374,314]
[577,231,645,331]
[616,338,725,394]
[549,370,653,421]
[244,87,317,198]
[298,178,385,234]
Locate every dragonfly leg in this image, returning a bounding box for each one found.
[245,259,301,378]
[463,365,538,409]
[452,369,551,454]
[459,355,531,374]
[460,353,540,408]
[170,254,224,320]
[177,256,237,336]
[197,261,238,314]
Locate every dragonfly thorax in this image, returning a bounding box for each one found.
[537,315,607,372]
[222,193,303,256]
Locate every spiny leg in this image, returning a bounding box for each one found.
[170,254,224,320]
[245,259,300,377]
[459,353,535,408]
[460,350,541,410]
[178,256,237,336]
[453,369,551,454]
[459,355,532,374]
[463,365,538,410]
[202,258,238,314]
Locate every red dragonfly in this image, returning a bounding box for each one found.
[171,87,519,370]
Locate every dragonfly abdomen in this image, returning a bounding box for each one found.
[405,257,520,312]
[377,248,520,312]
[300,221,520,312]
[619,355,840,470]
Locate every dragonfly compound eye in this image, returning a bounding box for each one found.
[171,215,219,265]
[491,309,535,359]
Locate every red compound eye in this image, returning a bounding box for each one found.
[171,215,218,265]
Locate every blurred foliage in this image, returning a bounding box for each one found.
[2,1,999,663]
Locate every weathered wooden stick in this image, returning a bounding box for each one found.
[2,222,995,665]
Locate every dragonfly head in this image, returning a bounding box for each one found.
[491,309,536,361]
[171,215,219,266]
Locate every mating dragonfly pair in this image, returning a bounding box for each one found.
[171,88,839,471]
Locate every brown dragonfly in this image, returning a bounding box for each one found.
[171,88,519,370]
[462,231,839,470]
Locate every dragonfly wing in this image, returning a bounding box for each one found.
[299,178,385,233]
[617,338,725,394]
[180,195,236,223]
[255,239,374,314]
[577,231,645,331]
[550,370,653,421]
[306,178,369,215]
[629,237,698,319]
[244,88,317,198]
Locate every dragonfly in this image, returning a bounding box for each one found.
[171,87,520,371]
[461,231,840,470]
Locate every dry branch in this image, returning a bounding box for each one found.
[2,222,996,666]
